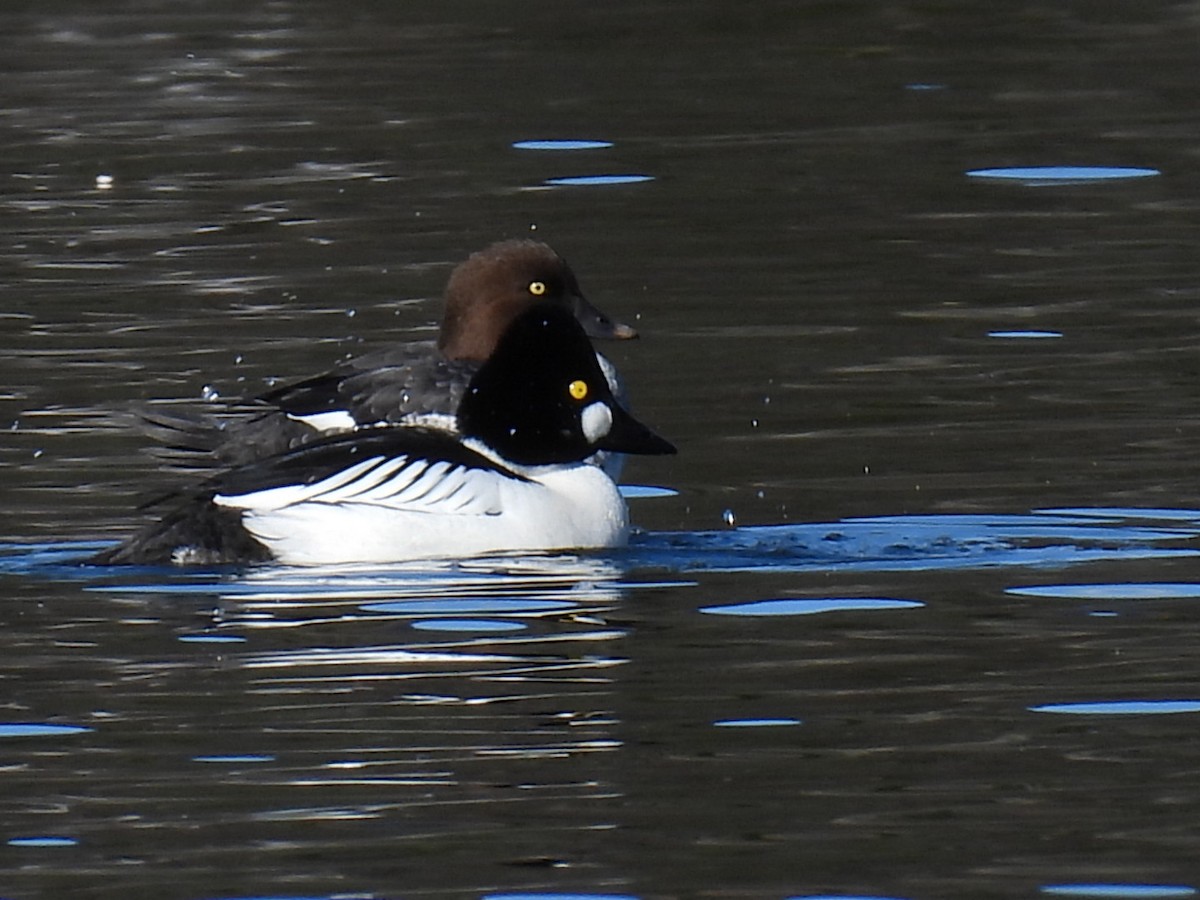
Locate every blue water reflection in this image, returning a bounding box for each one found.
[988,330,1064,339]
[6,836,78,847]
[361,598,576,616]
[179,633,248,643]
[513,139,613,150]
[1031,701,1200,716]
[620,510,1200,574]
[1041,886,1197,898]
[1039,508,1200,521]
[0,541,110,576]
[9,508,1200,591]
[619,485,679,499]
[544,175,654,186]
[1008,583,1200,599]
[410,619,527,633]
[702,598,922,617]
[966,166,1160,183]
[0,723,93,737]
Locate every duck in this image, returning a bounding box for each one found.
[144,240,638,477]
[91,304,675,567]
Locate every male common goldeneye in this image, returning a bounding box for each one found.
[145,240,637,473]
[92,304,675,567]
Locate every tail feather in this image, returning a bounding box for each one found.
[132,404,321,469]
[90,498,273,566]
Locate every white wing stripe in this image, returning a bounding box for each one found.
[390,461,452,504]
[304,457,393,501]
[216,453,510,518]
[355,459,432,503]
[216,457,388,510]
[324,457,415,503]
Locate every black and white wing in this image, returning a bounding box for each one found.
[138,347,479,471]
[209,426,524,517]
[259,342,478,427]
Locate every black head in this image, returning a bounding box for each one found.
[457,305,675,467]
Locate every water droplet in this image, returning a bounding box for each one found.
[200,384,219,401]
[722,508,737,527]
[95,173,113,190]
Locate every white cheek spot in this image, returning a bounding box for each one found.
[580,401,613,444]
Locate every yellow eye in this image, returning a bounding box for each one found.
[568,380,588,400]
[528,280,547,296]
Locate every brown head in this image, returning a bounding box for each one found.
[437,239,638,362]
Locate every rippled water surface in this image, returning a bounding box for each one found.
[6,2,1200,898]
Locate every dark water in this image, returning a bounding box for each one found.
[6,2,1200,898]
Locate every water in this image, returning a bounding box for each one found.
[5,1,1200,897]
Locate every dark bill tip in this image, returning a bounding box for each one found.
[599,405,677,456]
[572,293,639,341]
